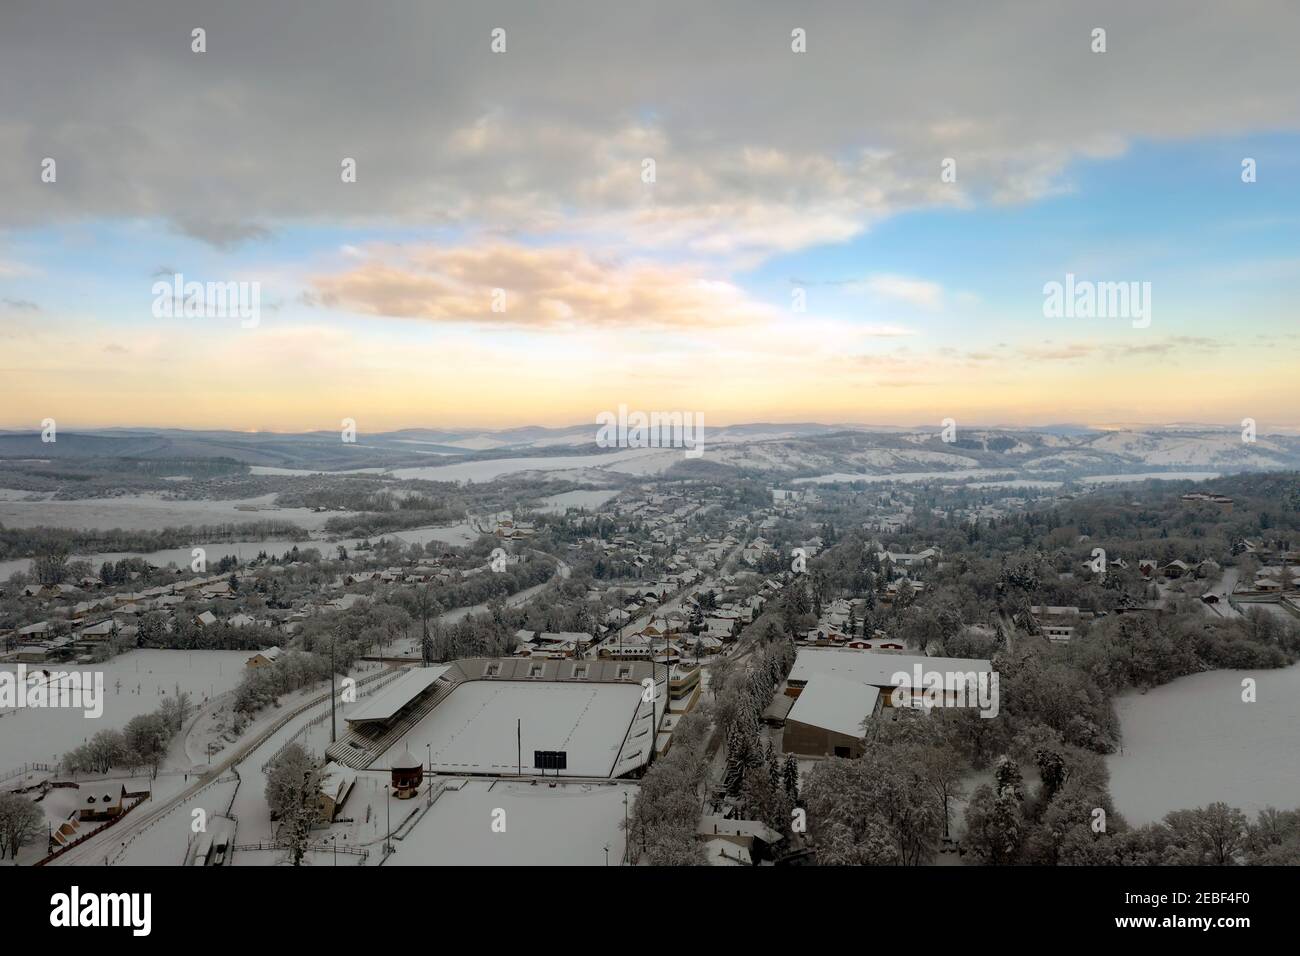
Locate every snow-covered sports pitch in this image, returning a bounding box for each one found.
[396,680,647,777]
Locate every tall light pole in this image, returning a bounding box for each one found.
[329,632,337,744]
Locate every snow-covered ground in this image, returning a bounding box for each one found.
[1107,663,1300,826]
[0,492,353,532]
[113,775,240,867]
[0,650,251,771]
[386,779,633,866]
[792,469,1013,485]
[248,466,388,476]
[389,447,674,483]
[532,489,618,513]
[0,521,481,580]
[393,680,644,777]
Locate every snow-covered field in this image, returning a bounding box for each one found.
[389,447,674,483]
[0,492,351,532]
[0,650,250,770]
[1084,431,1293,468]
[395,680,644,777]
[1106,663,1300,826]
[533,489,618,513]
[0,521,481,580]
[387,779,633,866]
[248,466,387,476]
[793,469,1012,485]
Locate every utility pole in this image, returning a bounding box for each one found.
[329,634,337,744]
[650,654,657,768]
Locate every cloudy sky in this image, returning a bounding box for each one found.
[1,0,1298,432]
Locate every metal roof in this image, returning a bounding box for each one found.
[344,666,450,724]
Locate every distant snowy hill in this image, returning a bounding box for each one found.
[1,423,1296,478]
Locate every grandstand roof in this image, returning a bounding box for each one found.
[346,665,450,724]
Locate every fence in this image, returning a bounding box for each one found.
[0,762,56,786]
[105,773,238,865]
[232,840,368,862]
[35,793,149,866]
[259,668,404,774]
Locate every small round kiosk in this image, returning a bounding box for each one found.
[389,744,423,799]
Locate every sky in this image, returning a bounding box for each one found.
[1,0,1298,433]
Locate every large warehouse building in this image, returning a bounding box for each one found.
[780,649,992,757]
[782,673,883,758]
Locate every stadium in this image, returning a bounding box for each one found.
[326,658,664,780]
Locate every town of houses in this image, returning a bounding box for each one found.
[2,468,1298,872]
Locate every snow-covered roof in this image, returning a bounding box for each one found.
[388,745,422,771]
[702,837,751,866]
[785,674,880,738]
[346,666,450,724]
[789,649,991,689]
[698,816,781,843]
[319,761,357,803]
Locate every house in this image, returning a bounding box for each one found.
[845,637,905,652]
[323,594,366,612]
[317,761,357,822]
[246,646,282,669]
[1029,605,1090,644]
[687,634,724,657]
[77,619,117,641]
[78,783,127,822]
[1162,560,1190,579]
[874,547,940,570]
[194,610,218,628]
[704,617,737,639]
[801,626,847,646]
[702,838,753,866]
[35,582,81,599]
[881,579,924,603]
[697,815,781,864]
[514,631,589,658]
